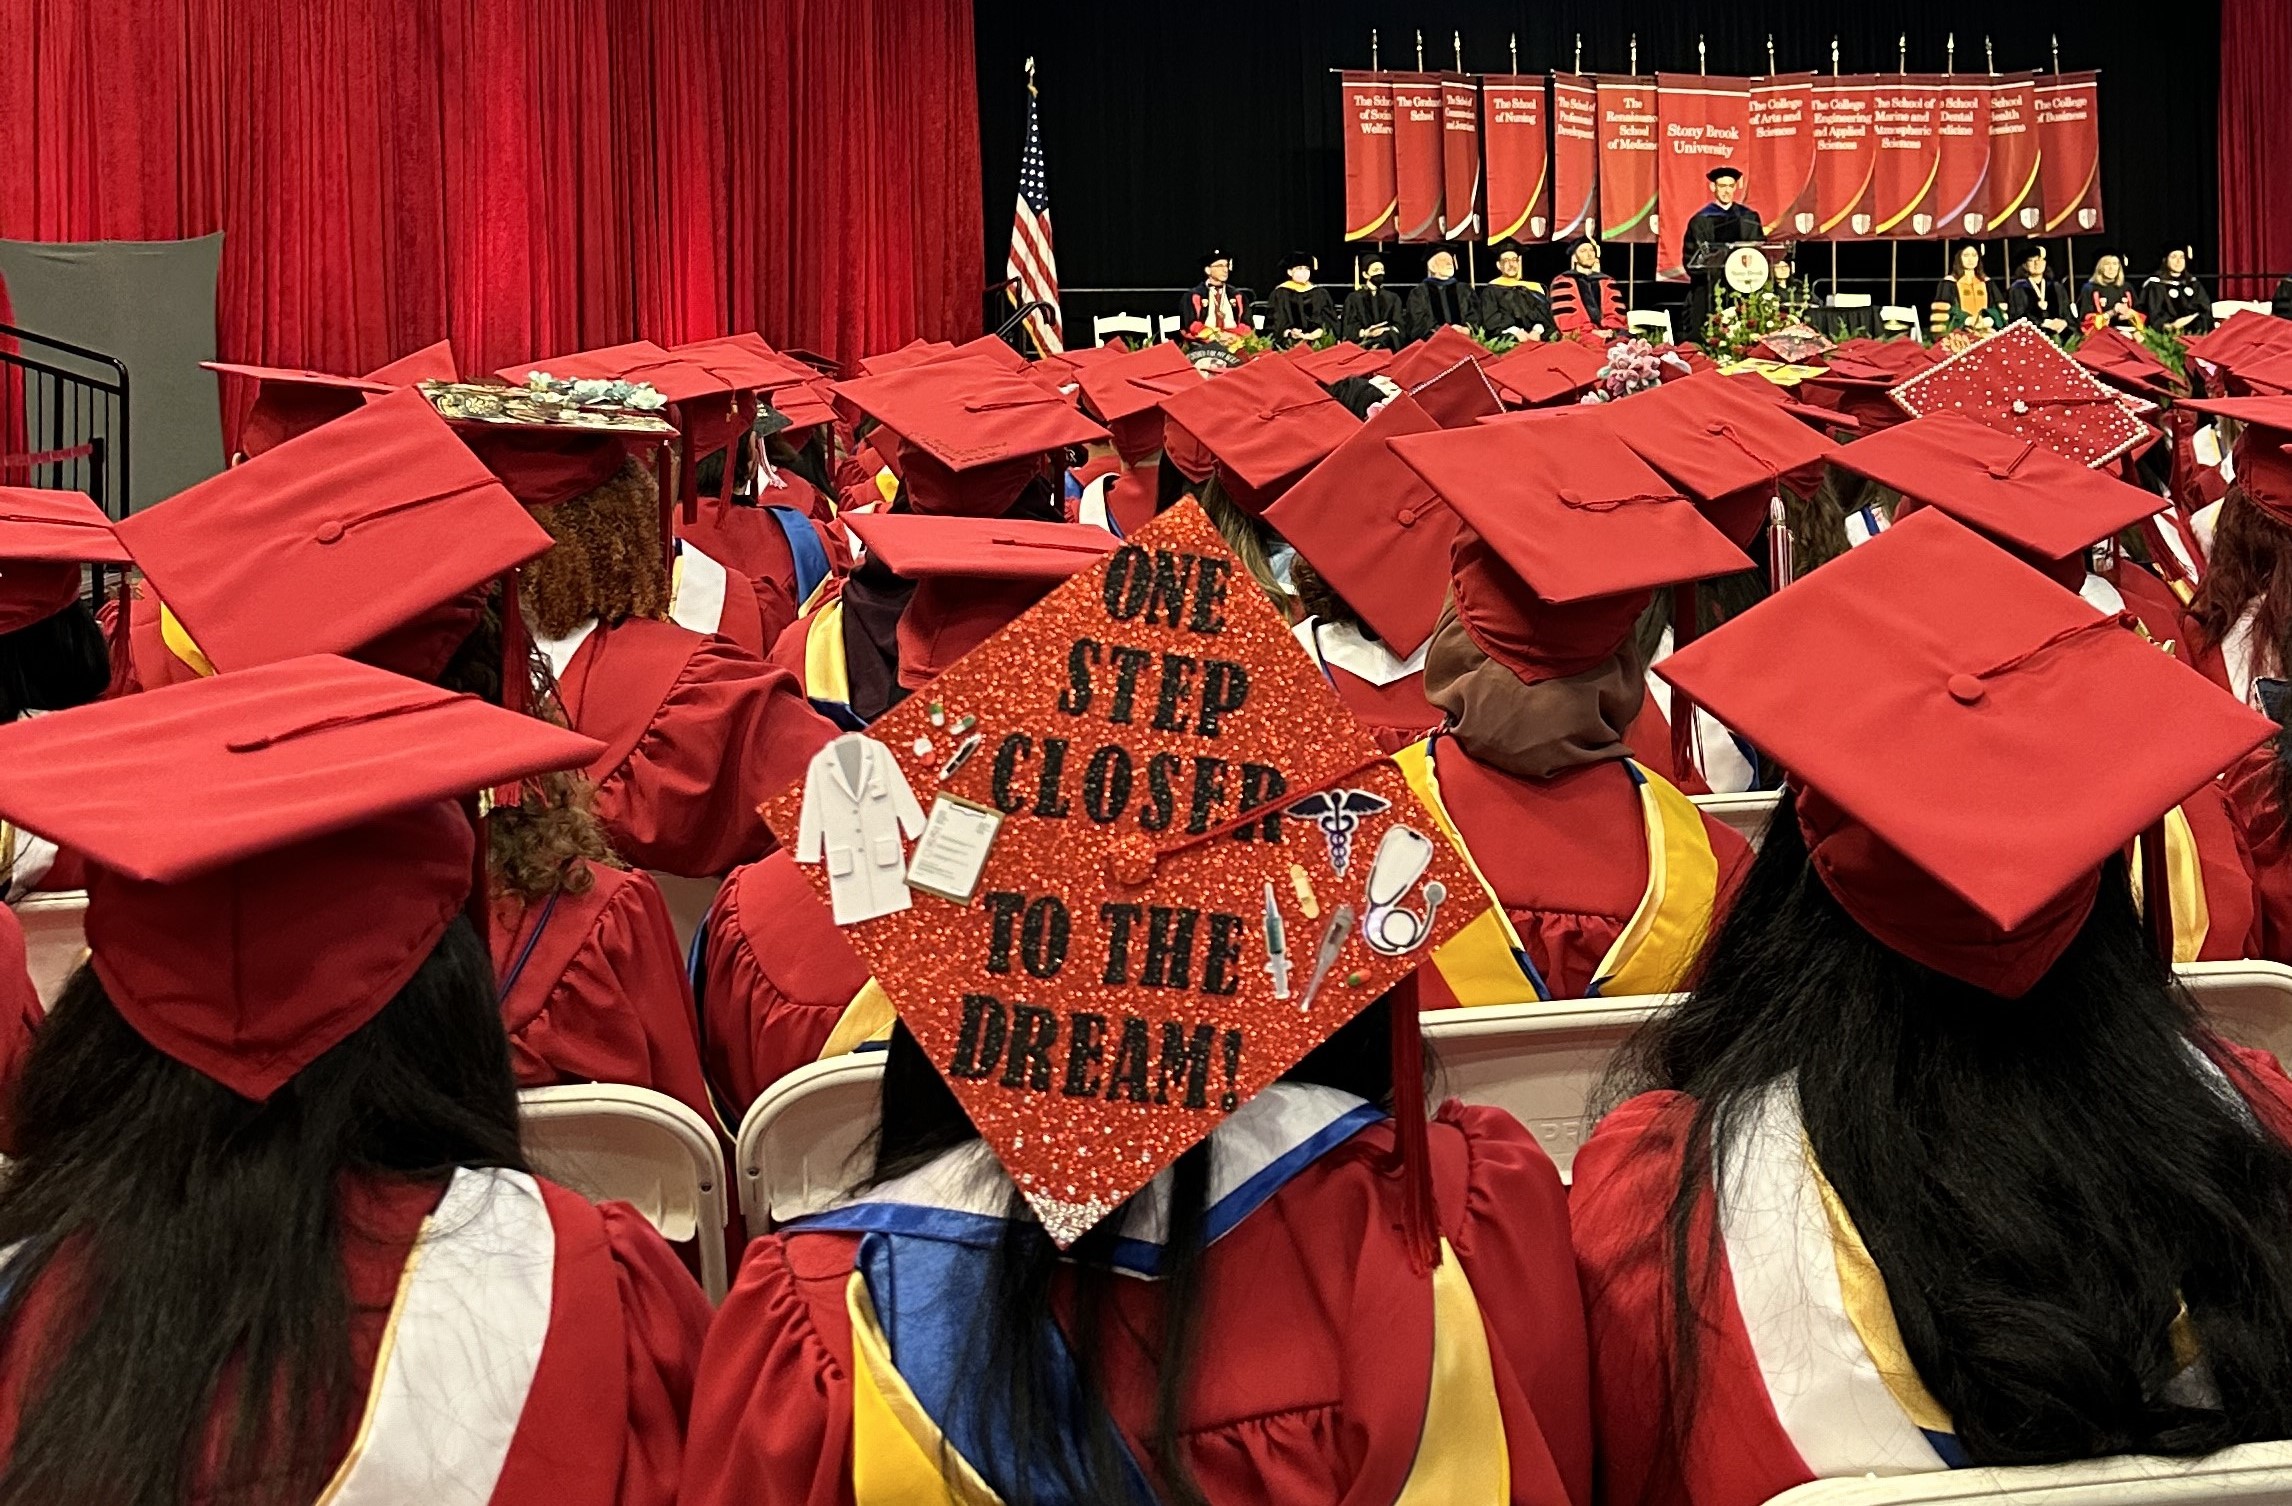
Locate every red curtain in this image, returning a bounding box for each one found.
[0,0,983,446]
[2220,0,2292,299]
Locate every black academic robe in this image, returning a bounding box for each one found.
[1405,278,1478,342]
[2010,276,2075,339]
[1267,283,1338,347]
[1181,281,1249,335]
[2275,276,2292,322]
[2079,279,2139,325]
[1682,202,1764,340]
[1341,284,1407,350]
[2143,273,2215,334]
[1477,279,1552,340]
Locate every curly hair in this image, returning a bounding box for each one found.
[520,457,670,639]
[2188,492,2292,682]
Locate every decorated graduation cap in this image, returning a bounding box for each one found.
[1383,325,1485,392]
[1889,322,2151,468]
[833,354,1108,516]
[0,487,130,634]
[1594,370,1838,547]
[1263,395,1460,657]
[504,338,769,512]
[759,500,1487,1254]
[1658,508,2273,997]
[1074,342,1203,464]
[2178,394,2292,526]
[1156,355,1359,513]
[1390,408,1751,682]
[842,512,1118,689]
[115,388,553,685]
[0,654,604,1099]
[201,362,392,459]
[1829,411,2164,581]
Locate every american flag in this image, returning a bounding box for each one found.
[1006,59,1063,355]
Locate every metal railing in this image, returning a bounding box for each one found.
[1,323,130,599]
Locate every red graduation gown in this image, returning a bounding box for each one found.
[0,905,37,1151]
[493,862,716,1130]
[2178,779,2263,962]
[555,618,837,879]
[1424,741,1752,1001]
[0,1174,710,1506]
[679,1104,1594,1506]
[2224,746,2292,963]
[699,850,867,1119]
[1571,1054,2292,1506]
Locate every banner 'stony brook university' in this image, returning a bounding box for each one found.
[1655,74,1750,280]
[1932,76,1992,235]
[2037,71,2103,234]
[1551,73,1600,241]
[1480,74,1548,242]
[1390,73,1447,242]
[1813,75,1878,239]
[1597,76,1658,243]
[1986,72,2043,236]
[1748,73,1818,239]
[1869,76,1942,237]
[1339,72,1398,242]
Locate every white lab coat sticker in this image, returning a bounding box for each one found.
[796,733,929,925]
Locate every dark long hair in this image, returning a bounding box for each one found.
[1604,791,2292,1484]
[0,599,110,723]
[2189,491,2292,682]
[869,999,1400,1506]
[0,917,527,1506]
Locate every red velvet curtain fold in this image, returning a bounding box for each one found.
[2219,0,2292,299]
[0,0,983,447]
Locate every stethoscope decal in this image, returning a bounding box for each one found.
[1285,789,1391,875]
[1359,825,1447,956]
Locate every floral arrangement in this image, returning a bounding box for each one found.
[520,372,669,411]
[1581,338,1666,402]
[1701,280,1815,363]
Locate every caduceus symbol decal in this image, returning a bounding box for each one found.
[1284,789,1391,876]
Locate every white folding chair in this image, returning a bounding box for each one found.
[2179,960,2292,1064]
[16,890,88,1011]
[1156,314,1183,342]
[1763,1439,2292,1506]
[1093,313,1152,347]
[519,1083,731,1301]
[1626,309,1674,345]
[1825,292,1874,310]
[1690,791,1779,849]
[1421,995,1672,1179]
[1879,304,1920,333]
[736,1051,886,1237]
[2215,300,2273,323]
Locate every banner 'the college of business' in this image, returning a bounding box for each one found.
[1339,72,1398,242]
[2037,71,2103,234]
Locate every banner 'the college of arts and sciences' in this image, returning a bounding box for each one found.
[2037,71,2103,235]
[1748,73,1818,240]
[1339,72,1398,242]
[1550,74,1600,242]
[1985,72,2044,237]
[1813,75,1879,239]
[1655,74,1750,280]
[1480,74,1549,243]
[1597,76,1658,243]
[1869,76,1942,238]
[1932,77,1992,236]
[1441,75,1482,238]
[1389,73,1446,243]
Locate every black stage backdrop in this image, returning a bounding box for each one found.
[976,0,2219,335]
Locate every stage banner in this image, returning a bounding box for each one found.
[1597,76,1658,243]
[1870,76,1942,237]
[2037,71,2103,234]
[1748,73,1818,239]
[1441,74,1482,238]
[1813,76,1879,239]
[1339,72,1399,242]
[1390,73,1447,243]
[1933,77,1992,236]
[1655,74,1751,280]
[1552,74,1600,241]
[1481,75,1550,242]
[1985,72,2043,236]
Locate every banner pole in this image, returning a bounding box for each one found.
[1699,35,1707,76]
[1766,34,1776,75]
[1830,37,1840,302]
[1453,30,1462,72]
[1574,33,1582,75]
[1890,241,1899,308]
[1372,28,1380,71]
[1415,29,1424,73]
[1511,33,1518,74]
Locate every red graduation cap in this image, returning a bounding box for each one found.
[365,340,460,388]
[2073,326,2183,398]
[833,355,1109,516]
[1405,357,1504,428]
[0,487,131,633]
[201,363,393,459]
[1262,395,1458,656]
[115,388,553,681]
[1889,322,2151,468]
[2178,394,2292,527]
[1796,338,1943,433]
[769,381,840,433]
[856,340,961,377]
[841,512,1118,688]
[759,500,1487,1251]
[2188,312,2292,396]
[1481,341,1606,407]
[1383,326,1486,391]
[1075,343,1204,465]
[1156,357,1360,513]
[1829,411,2165,574]
[0,654,604,1099]
[1657,508,2273,996]
[1290,340,1393,386]
[671,332,820,392]
[1593,370,1839,547]
[1390,408,1751,681]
